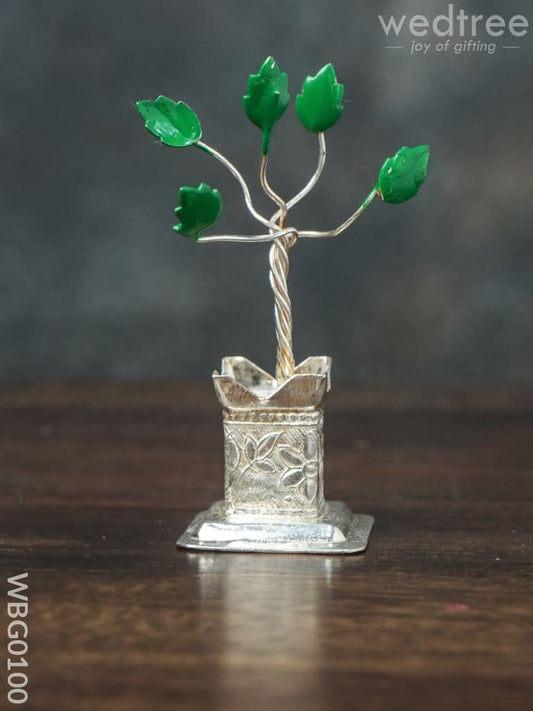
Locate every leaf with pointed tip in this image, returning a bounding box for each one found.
[377,145,429,204]
[295,63,344,133]
[256,432,282,460]
[245,435,258,466]
[226,436,240,470]
[243,56,289,154]
[136,96,202,147]
[279,446,303,469]
[281,469,305,488]
[301,479,318,504]
[173,183,222,241]
[303,433,318,460]
[255,460,276,474]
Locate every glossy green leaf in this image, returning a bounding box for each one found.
[377,145,430,204]
[173,183,222,241]
[136,96,202,147]
[243,56,289,155]
[295,63,344,133]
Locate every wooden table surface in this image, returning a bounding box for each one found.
[1,381,532,711]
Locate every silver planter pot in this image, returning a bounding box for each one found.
[178,356,373,553]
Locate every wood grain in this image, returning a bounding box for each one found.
[1,383,532,711]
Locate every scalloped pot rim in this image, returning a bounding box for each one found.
[213,356,331,409]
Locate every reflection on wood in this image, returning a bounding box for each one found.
[0,382,532,710]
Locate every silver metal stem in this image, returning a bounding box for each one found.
[269,237,295,381]
[197,148,376,381]
[270,133,327,223]
[259,155,296,382]
[196,141,277,231]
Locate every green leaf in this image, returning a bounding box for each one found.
[136,96,202,147]
[377,145,430,204]
[173,183,222,240]
[295,63,344,133]
[243,56,289,155]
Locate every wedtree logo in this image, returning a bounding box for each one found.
[378,3,528,55]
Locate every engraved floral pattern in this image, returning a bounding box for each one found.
[225,435,240,471]
[223,415,323,512]
[279,432,320,504]
[242,432,282,475]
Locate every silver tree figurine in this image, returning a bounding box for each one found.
[136,57,429,553]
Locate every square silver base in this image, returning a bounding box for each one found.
[177,501,374,554]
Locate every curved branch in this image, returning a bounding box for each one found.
[299,186,378,239]
[259,154,288,229]
[196,141,277,231]
[199,188,378,243]
[270,132,327,224]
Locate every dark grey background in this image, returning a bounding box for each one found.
[1,0,531,384]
